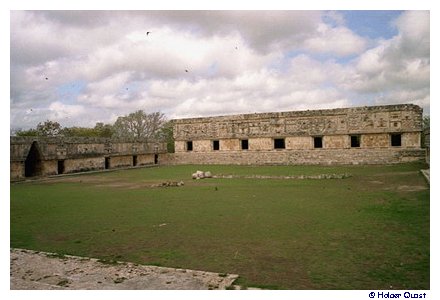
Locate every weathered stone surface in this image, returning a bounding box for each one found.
[192,171,213,179]
[212,173,351,179]
[170,104,423,165]
[10,105,426,180]
[161,148,425,166]
[173,104,422,140]
[10,248,238,290]
[10,136,166,180]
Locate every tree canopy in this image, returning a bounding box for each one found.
[16,120,62,137]
[13,111,169,142]
[113,111,166,139]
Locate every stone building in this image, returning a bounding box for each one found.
[10,104,426,180]
[10,136,167,180]
[168,104,425,165]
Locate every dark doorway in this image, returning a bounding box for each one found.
[57,160,65,174]
[133,155,138,166]
[213,140,220,151]
[350,135,361,148]
[187,141,193,151]
[105,157,110,169]
[25,141,43,177]
[154,154,159,164]
[314,137,323,148]
[241,139,249,150]
[391,134,402,147]
[274,138,285,149]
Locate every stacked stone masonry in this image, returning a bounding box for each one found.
[170,104,425,165]
[10,104,426,180]
[10,136,167,180]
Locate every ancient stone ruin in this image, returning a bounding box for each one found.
[169,104,424,165]
[10,104,426,180]
[10,136,167,180]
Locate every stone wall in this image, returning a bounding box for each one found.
[173,104,422,141]
[174,132,421,152]
[135,154,155,166]
[10,104,425,180]
[10,136,166,180]
[161,148,425,166]
[108,155,133,169]
[171,104,423,165]
[10,161,24,180]
[63,157,105,174]
[41,160,58,176]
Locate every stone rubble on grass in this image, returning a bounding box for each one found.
[212,173,351,180]
[192,171,212,180]
[151,181,185,188]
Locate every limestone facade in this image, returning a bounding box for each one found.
[171,104,424,165]
[10,137,166,180]
[10,104,426,180]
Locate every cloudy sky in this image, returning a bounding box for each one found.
[10,10,430,130]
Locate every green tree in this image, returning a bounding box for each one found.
[61,126,95,137]
[93,122,114,137]
[157,121,175,153]
[61,123,113,137]
[423,116,430,130]
[15,128,38,136]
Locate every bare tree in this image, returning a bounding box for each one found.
[113,111,166,139]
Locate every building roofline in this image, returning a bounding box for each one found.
[171,104,422,123]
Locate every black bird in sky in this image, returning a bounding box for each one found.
[185,69,189,73]
[146,31,151,36]
[45,77,48,80]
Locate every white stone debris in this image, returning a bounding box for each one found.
[192,171,212,180]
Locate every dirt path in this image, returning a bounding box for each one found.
[10,248,238,290]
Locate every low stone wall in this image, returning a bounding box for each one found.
[10,136,167,180]
[64,157,105,174]
[136,154,155,166]
[109,155,133,169]
[41,160,58,176]
[10,161,24,179]
[161,148,425,166]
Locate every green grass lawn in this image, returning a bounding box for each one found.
[10,163,429,289]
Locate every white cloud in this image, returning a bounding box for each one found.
[48,101,86,120]
[9,11,430,130]
[303,23,367,56]
[351,10,429,103]
[393,10,430,58]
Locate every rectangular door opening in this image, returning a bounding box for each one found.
[241,139,249,150]
[105,157,110,169]
[350,135,361,148]
[274,138,285,149]
[391,134,402,147]
[213,140,220,151]
[133,155,138,166]
[57,160,65,175]
[314,137,323,148]
[154,154,159,164]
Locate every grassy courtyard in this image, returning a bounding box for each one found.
[10,163,429,289]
